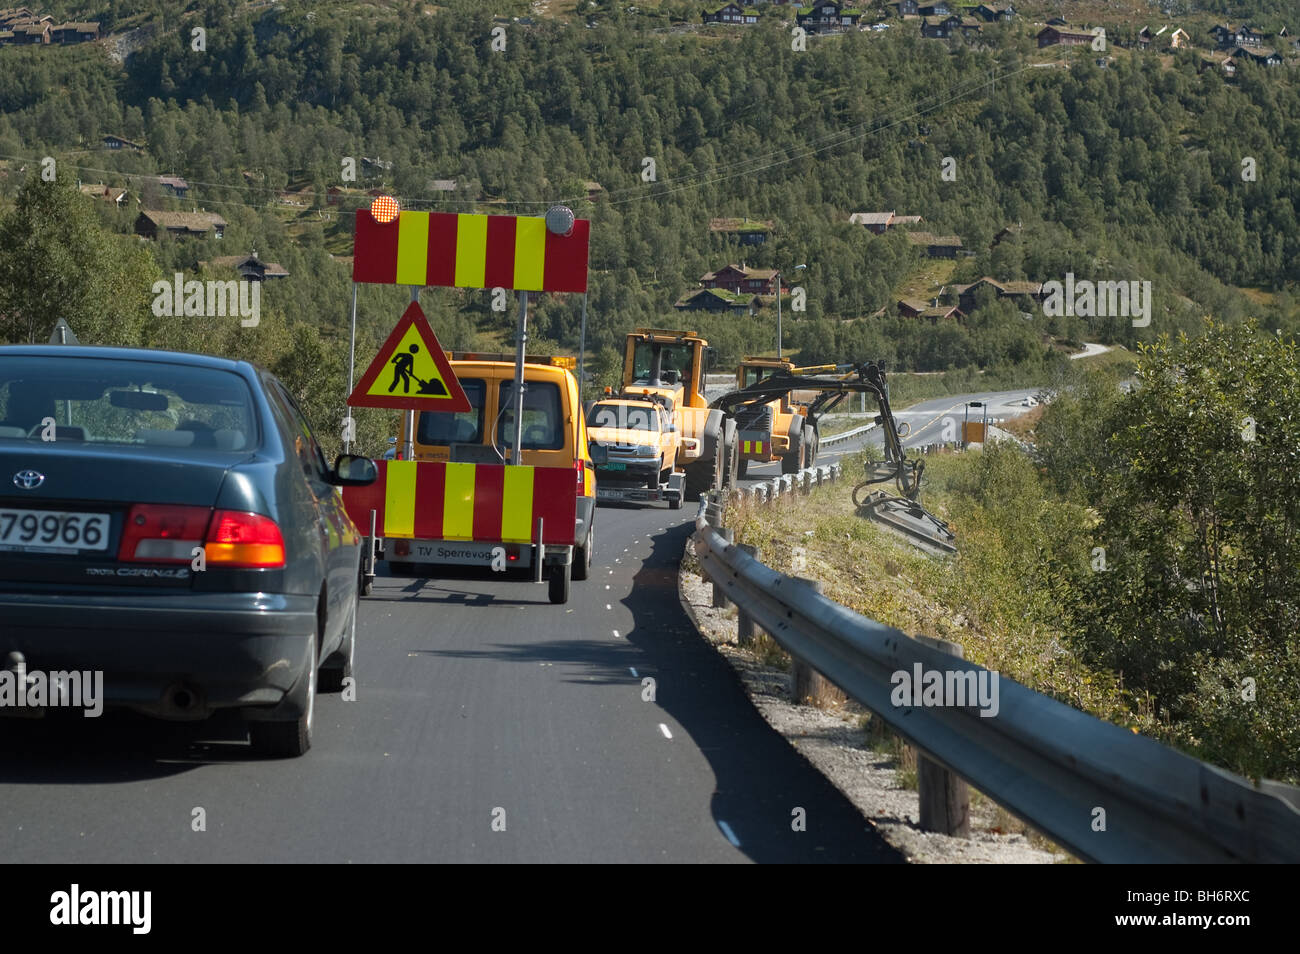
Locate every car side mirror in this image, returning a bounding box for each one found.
[331,454,378,486]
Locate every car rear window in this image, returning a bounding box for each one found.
[0,356,258,452]
[417,378,485,445]
[498,380,563,451]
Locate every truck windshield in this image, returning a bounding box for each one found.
[631,342,693,387]
[588,403,656,431]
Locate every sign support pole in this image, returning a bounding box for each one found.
[404,286,419,461]
[577,291,588,406]
[345,283,358,454]
[511,290,529,466]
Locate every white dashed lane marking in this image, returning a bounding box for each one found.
[658,724,672,740]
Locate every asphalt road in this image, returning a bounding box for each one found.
[740,388,1039,483]
[0,388,1031,864]
[0,500,901,863]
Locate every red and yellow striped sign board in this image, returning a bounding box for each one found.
[341,460,578,545]
[740,438,767,455]
[352,210,590,293]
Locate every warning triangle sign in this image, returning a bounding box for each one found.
[348,301,471,412]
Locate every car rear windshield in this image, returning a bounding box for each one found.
[417,378,486,445]
[587,403,657,431]
[0,356,258,452]
[498,380,563,450]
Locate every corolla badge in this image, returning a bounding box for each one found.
[13,470,45,490]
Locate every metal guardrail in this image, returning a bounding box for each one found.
[818,421,876,447]
[691,497,1300,863]
[728,462,841,504]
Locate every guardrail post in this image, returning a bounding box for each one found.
[914,634,971,838]
[712,528,734,608]
[735,543,760,644]
[789,578,846,708]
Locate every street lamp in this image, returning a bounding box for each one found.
[775,263,806,359]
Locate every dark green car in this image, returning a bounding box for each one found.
[0,346,377,757]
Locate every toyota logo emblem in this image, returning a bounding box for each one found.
[13,470,45,490]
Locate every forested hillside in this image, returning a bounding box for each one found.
[1,0,1297,454]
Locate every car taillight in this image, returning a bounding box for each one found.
[204,510,286,568]
[118,504,211,563]
[575,458,586,490]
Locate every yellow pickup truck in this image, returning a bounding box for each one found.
[586,391,685,509]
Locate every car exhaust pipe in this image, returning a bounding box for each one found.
[161,682,205,719]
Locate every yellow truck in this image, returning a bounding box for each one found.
[732,356,824,477]
[617,328,738,499]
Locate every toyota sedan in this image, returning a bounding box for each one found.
[0,346,377,757]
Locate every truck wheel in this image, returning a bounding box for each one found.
[684,445,724,500]
[683,461,710,501]
[548,561,571,604]
[723,421,739,489]
[668,492,683,510]
[806,426,819,466]
[781,421,804,474]
[573,524,593,580]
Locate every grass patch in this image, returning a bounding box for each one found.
[727,446,1160,740]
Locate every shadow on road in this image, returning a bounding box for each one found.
[0,709,259,784]
[621,521,903,864]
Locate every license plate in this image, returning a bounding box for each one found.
[0,508,111,552]
[604,462,626,471]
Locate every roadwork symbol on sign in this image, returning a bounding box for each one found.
[348,300,471,412]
